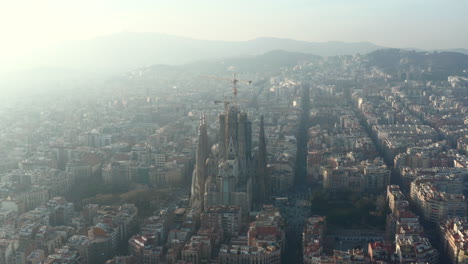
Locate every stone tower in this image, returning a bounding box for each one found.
[218,106,252,183]
[190,115,209,212]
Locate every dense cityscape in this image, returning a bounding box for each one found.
[0,47,467,264]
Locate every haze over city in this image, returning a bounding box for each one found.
[1,0,468,73]
[0,1,467,264]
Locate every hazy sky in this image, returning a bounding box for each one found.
[1,0,467,68]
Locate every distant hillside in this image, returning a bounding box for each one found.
[178,50,322,73]
[5,47,468,97]
[30,32,383,73]
[244,38,383,57]
[365,49,468,80]
[443,48,468,55]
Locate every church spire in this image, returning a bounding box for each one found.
[190,114,209,212]
[201,113,210,157]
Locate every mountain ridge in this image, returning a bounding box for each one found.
[11,32,468,75]
[27,32,385,73]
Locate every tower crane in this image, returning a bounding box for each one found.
[200,73,252,98]
[213,99,249,110]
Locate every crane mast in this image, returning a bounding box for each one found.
[200,73,252,105]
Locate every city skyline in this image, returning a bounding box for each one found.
[0,1,467,263]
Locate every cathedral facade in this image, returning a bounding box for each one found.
[190,106,266,216]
